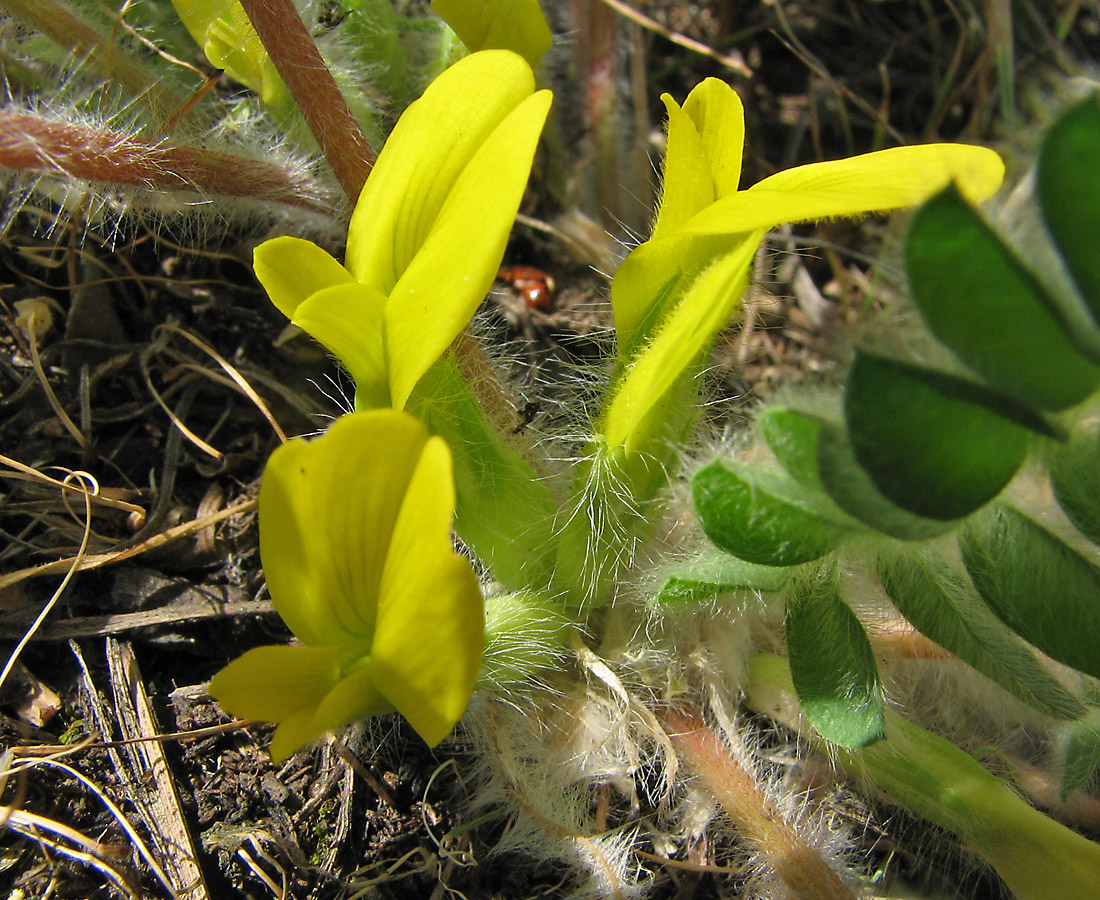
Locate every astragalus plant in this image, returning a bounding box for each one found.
[205,25,1100,899]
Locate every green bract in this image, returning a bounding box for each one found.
[253,49,552,409]
[208,410,483,761]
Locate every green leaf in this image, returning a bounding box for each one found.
[1051,422,1100,548]
[816,419,958,540]
[878,550,1085,720]
[655,554,791,605]
[1059,711,1100,797]
[785,565,885,747]
[906,185,1100,410]
[432,0,552,69]
[758,407,824,488]
[961,505,1100,680]
[1038,94,1100,324]
[692,459,852,566]
[844,352,1037,520]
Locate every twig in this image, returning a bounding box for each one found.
[595,0,752,77]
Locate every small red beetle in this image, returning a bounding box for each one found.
[497,265,556,311]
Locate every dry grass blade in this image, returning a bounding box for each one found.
[0,470,94,697]
[4,807,143,900]
[21,309,90,450]
[596,0,752,76]
[157,324,288,444]
[0,453,145,520]
[0,497,257,591]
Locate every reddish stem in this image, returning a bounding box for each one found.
[0,110,333,214]
[660,706,856,900]
[237,0,375,201]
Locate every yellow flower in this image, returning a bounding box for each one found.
[251,50,552,410]
[208,410,483,761]
[603,77,1005,458]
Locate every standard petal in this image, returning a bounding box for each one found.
[290,282,389,408]
[650,95,714,242]
[345,50,538,293]
[372,436,484,746]
[384,88,552,408]
[680,144,1005,236]
[254,236,355,321]
[432,0,553,69]
[259,411,431,645]
[683,78,745,200]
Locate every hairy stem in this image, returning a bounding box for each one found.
[660,705,856,900]
[237,0,375,200]
[0,110,333,214]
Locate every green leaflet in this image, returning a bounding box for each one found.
[758,406,825,488]
[785,565,885,747]
[655,553,792,605]
[961,505,1100,681]
[907,185,1100,411]
[815,419,958,540]
[1051,421,1100,549]
[844,352,1040,521]
[1058,709,1100,798]
[1038,94,1100,325]
[692,459,853,567]
[878,549,1085,720]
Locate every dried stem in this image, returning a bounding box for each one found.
[660,706,856,900]
[237,0,375,200]
[0,109,333,214]
[1,0,188,120]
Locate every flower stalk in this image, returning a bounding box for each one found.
[238,0,375,199]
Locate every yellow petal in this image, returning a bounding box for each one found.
[432,0,553,69]
[346,50,538,294]
[209,644,343,719]
[680,144,1005,236]
[253,236,354,321]
[290,282,389,408]
[372,436,484,746]
[651,94,714,242]
[603,234,760,455]
[258,411,431,646]
[384,88,552,408]
[683,78,745,200]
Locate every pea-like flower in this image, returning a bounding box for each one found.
[250,50,552,411]
[208,410,483,761]
[603,77,1006,458]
